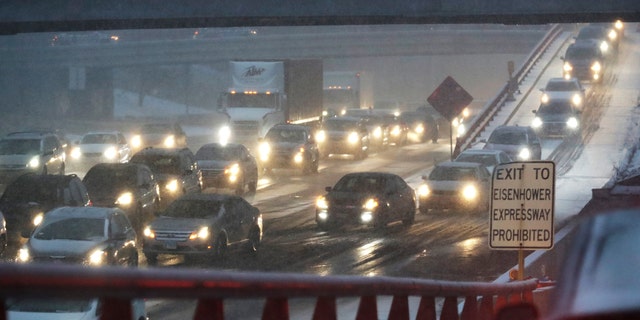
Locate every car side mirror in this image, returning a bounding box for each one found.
[111,232,127,240]
[43,150,54,156]
[421,174,428,181]
[532,110,537,114]
[21,228,33,238]
[325,186,332,192]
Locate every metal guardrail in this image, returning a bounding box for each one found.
[452,24,564,158]
[0,263,539,320]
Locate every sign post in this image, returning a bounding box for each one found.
[490,161,555,280]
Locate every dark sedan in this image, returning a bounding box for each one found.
[196,143,259,195]
[315,172,416,230]
[142,193,263,264]
[16,206,139,267]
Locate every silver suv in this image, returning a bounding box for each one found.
[0,131,66,186]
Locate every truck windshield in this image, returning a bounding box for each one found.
[227,93,278,108]
[324,90,354,105]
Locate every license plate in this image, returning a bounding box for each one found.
[164,241,177,249]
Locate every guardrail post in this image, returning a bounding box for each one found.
[478,296,494,320]
[99,297,132,320]
[460,295,479,320]
[440,296,459,320]
[388,295,410,320]
[194,298,224,320]
[263,297,289,320]
[356,295,377,320]
[416,296,436,320]
[312,296,337,320]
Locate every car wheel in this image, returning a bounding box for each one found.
[248,179,258,193]
[235,178,245,196]
[419,205,429,214]
[145,253,158,265]
[59,163,65,175]
[247,227,261,253]
[312,158,319,173]
[317,221,334,231]
[402,212,415,226]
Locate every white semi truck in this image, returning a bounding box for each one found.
[323,71,374,115]
[217,59,323,145]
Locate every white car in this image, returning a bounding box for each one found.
[6,297,147,320]
[69,131,131,170]
[453,149,513,174]
[539,77,586,111]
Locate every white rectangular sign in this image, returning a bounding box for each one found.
[490,161,555,250]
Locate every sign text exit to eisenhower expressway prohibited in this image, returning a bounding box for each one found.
[490,161,555,250]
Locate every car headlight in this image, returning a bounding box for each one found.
[143,226,155,239]
[461,184,479,201]
[315,130,326,143]
[218,126,231,145]
[131,135,142,148]
[571,93,582,106]
[415,124,424,133]
[563,62,573,72]
[165,179,179,193]
[391,125,401,136]
[259,142,270,161]
[32,212,44,227]
[567,117,579,129]
[116,192,133,206]
[615,20,624,31]
[17,247,30,263]
[347,131,359,144]
[293,147,305,163]
[418,184,430,197]
[360,212,373,223]
[363,198,378,211]
[189,227,209,240]
[225,163,240,176]
[456,124,466,137]
[599,41,609,53]
[531,117,543,129]
[591,61,601,72]
[608,30,617,41]
[88,249,106,266]
[317,211,329,220]
[518,148,531,160]
[28,156,40,169]
[373,127,382,138]
[103,146,118,160]
[163,135,176,148]
[540,93,549,104]
[70,147,82,159]
[316,196,328,210]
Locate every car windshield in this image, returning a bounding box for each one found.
[333,175,385,193]
[83,166,137,190]
[81,133,117,144]
[195,146,241,161]
[141,124,172,134]
[34,217,106,241]
[487,130,527,145]
[566,46,599,59]
[576,27,607,40]
[429,166,478,181]
[455,154,498,167]
[133,155,181,174]
[545,81,578,91]
[6,298,94,313]
[0,139,40,155]
[265,129,306,142]
[538,102,572,114]
[323,120,358,131]
[162,199,222,219]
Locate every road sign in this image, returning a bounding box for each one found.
[427,76,473,121]
[490,161,555,250]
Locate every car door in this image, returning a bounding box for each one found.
[137,166,157,214]
[117,133,131,161]
[180,151,201,193]
[389,175,414,220]
[239,146,257,181]
[44,136,64,173]
[224,198,253,244]
[109,211,137,266]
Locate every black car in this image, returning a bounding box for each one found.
[258,124,320,175]
[315,172,416,230]
[381,113,408,146]
[130,122,188,152]
[142,193,263,264]
[399,111,438,143]
[315,117,370,160]
[16,206,138,267]
[0,173,91,244]
[531,100,582,138]
[130,147,202,207]
[562,41,605,83]
[575,24,618,54]
[195,143,259,195]
[82,163,161,233]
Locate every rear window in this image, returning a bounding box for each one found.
[488,130,527,145]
